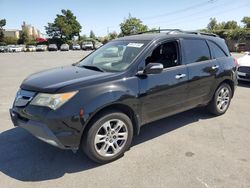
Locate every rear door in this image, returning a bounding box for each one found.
[181,38,220,106]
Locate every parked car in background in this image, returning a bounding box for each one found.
[60,44,69,51]
[237,51,250,81]
[10,30,237,163]
[7,45,22,52]
[0,46,6,53]
[82,41,94,50]
[94,42,103,49]
[25,45,36,52]
[36,45,47,52]
[72,44,81,50]
[18,45,26,52]
[48,44,58,51]
[234,43,246,52]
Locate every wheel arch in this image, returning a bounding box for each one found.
[218,79,235,98]
[82,103,140,140]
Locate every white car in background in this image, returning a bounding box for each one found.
[36,45,47,51]
[7,45,22,52]
[237,52,250,81]
[72,44,81,50]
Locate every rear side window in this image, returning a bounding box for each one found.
[183,39,210,64]
[207,41,227,59]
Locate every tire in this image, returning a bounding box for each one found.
[207,83,232,116]
[82,111,133,164]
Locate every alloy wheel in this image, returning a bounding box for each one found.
[94,119,128,157]
[216,87,230,112]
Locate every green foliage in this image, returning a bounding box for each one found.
[3,36,18,44]
[224,21,239,29]
[241,17,250,28]
[207,18,218,30]
[0,18,6,42]
[108,31,118,40]
[205,17,250,41]
[207,18,239,30]
[45,9,82,42]
[120,15,148,36]
[79,34,88,41]
[18,28,29,44]
[89,30,96,39]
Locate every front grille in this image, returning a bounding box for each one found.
[14,89,36,107]
[238,66,250,74]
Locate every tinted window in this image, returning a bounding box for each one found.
[183,39,210,64]
[207,41,227,59]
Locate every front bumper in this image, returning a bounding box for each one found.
[10,109,67,148]
[9,105,83,150]
[237,71,250,82]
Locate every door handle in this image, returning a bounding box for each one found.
[175,74,186,79]
[211,65,219,70]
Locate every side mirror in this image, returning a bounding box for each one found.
[138,63,163,75]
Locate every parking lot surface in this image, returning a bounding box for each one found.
[0,51,250,188]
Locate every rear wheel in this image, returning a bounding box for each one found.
[82,112,133,163]
[207,83,232,115]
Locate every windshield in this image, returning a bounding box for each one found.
[77,40,149,72]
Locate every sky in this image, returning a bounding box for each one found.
[0,0,249,37]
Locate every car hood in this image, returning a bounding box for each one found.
[238,55,250,67]
[21,66,113,93]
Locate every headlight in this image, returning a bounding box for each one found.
[30,91,78,110]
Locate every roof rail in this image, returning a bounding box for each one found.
[133,29,218,37]
[182,31,218,37]
[136,29,182,35]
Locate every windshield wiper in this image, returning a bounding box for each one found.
[81,65,105,72]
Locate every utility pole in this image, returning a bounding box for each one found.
[107,27,109,36]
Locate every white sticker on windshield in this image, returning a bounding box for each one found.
[127,43,144,48]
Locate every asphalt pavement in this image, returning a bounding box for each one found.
[0,51,249,188]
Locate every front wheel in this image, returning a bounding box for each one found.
[207,83,232,115]
[82,112,133,163]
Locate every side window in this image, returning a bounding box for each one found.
[183,39,210,64]
[207,41,227,59]
[145,41,179,69]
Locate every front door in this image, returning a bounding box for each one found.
[138,40,189,124]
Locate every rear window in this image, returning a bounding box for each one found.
[207,41,227,59]
[183,39,210,64]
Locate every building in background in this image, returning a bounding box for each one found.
[21,22,41,38]
[3,22,41,40]
[3,29,20,39]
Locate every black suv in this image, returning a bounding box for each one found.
[10,30,237,163]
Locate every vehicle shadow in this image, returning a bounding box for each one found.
[132,108,212,146]
[0,108,212,182]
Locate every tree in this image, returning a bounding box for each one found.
[4,36,18,44]
[89,30,96,39]
[45,9,82,41]
[207,18,218,30]
[0,19,6,42]
[241,16,250,28]
[120,15,148,36]
[224,21,238,29]
[18,28,29,44]
[108,31,118,40]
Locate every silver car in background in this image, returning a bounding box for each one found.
[60,44,69,51]
[237,52,250,81]
[36,45,47,52]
